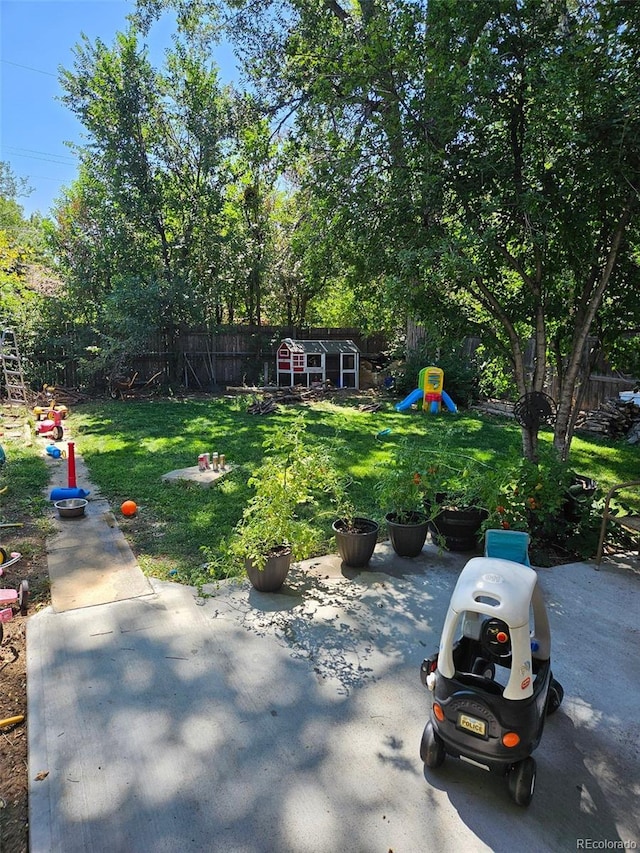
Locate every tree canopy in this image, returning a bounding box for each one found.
[51,24,357,375]
[4,2,638,461]
[134,0,640,459]
[0,162,52,337]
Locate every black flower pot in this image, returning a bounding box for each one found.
[428,506,488,552]
[385,511,429,558]
[332,517,379,568]
[245,547,292,592]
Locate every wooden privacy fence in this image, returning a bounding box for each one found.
[27,325,636,411]
[43,326,388,393]
[179,326,388,389]
[463,336,638,414]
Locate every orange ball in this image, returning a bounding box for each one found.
[121,500,138,517]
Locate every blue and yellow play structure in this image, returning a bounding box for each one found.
[395,367,457,414]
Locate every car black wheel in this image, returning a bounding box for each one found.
[546,678,564,715]
[420,721,446,768]
[18,580,29,615]
[508,756,536,806]
[52,425,64,441]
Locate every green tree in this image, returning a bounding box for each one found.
[266,184,341,327]
[137,0,640,460]
[56,28,235,378]
[0,162,49,345]
[218,113,279,325]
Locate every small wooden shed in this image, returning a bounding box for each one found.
[276,338,360,389]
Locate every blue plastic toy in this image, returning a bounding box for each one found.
[396,367,457,414]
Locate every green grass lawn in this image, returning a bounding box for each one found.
[69,394,640,586]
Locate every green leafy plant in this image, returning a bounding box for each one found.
[373,428,499,554]
[481,447,602,565]
[326,469,362,531]
[375,439,429,524]
[228,414,334,570]
[482,450,571,533]
[413,432,497,518]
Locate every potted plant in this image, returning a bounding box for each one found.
[423,466,492,552]
[329,470,379,568]
[231,415,330,591]
[376,440,430,557]
[416,428,495,552]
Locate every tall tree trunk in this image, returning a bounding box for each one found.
[553,201,634,459]
[406,318,427,354]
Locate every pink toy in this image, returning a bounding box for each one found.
[36,409,64,441]
[0,552,28,642]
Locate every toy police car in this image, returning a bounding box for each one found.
[419,554,563,806]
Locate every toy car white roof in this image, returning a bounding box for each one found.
[449,556,537,628]
[437,556,551,699]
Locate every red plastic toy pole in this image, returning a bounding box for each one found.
[67,442,77,488]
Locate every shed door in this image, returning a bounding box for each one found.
[341,353,358,389]
[307,353,324,385]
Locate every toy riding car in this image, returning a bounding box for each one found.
[419,554,563,806]
[0,550,28,645]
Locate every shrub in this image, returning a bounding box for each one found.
[481,447,601,566]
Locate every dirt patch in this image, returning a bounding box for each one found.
[1,503,51,852]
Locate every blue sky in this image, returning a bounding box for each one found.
[0,0,237,219]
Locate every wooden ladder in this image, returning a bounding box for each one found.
[0,328,28,407]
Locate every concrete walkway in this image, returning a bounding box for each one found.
[43,442,152,611]
[27,503,640,853]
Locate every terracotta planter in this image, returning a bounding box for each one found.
[245,547,292,592]
[428,506,488,552]
[385,511,429,558]
[332,517,379,568]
